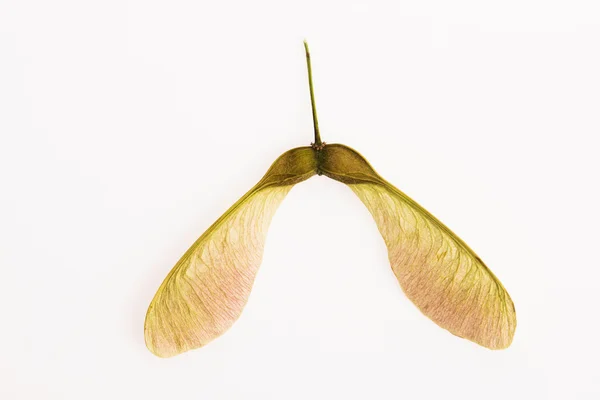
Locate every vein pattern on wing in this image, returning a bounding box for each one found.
[321,144,516,349]
[145,147,316,357]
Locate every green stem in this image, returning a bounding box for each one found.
[303,40,321,146]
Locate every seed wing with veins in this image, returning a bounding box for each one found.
[144,147,316,357]
[320,144,516,349]
[351,183,516,349]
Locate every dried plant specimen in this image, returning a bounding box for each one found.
[145,42,516,357]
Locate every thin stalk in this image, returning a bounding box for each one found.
[303,40,322,146]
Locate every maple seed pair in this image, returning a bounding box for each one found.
[144,41,517,358]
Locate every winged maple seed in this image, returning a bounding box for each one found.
[144,41,516,357]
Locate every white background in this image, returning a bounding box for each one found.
[1,1,599,399]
